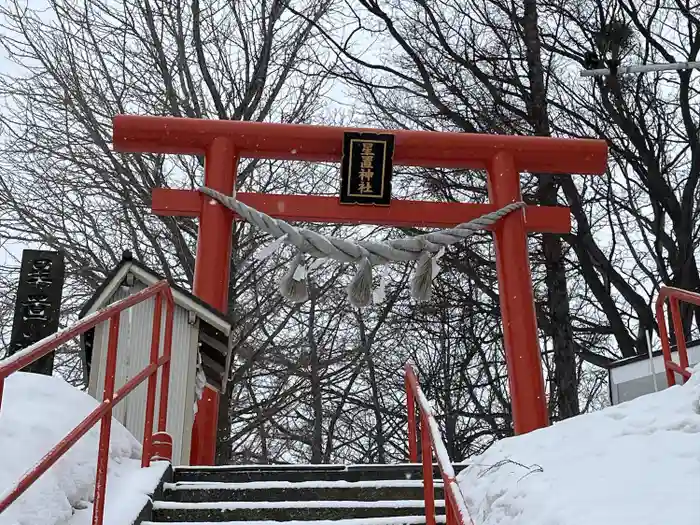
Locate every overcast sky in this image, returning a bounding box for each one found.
[0,40,26,271]
[0,56,30,271]
[0,1,51,271]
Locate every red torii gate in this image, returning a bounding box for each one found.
[113,115,607,465]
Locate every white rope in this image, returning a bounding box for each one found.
[200,186,525,307]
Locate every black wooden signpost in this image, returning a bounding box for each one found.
[339,131,395,206]
[8,250,65,375]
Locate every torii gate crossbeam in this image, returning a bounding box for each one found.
[113,115,607,465]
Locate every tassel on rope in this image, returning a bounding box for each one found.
[347,256,373,308]
[411,248,446,302]
[410,252,435,302]
[279,252,309,303]
[431,247,445,278]
[372,269,388,304]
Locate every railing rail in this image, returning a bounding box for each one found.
[405,363,473,525]
[0,280,175,525]
[655,286,698,386]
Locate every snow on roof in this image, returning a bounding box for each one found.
[78,256,231,336]
[458,365,700,525]
[0,372,168,525]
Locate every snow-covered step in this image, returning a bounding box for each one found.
[162,479,445,503]
[146,464,457,523]
[165,480,445,490]
[173,463,468,484]
[142,516,448,525]
[151,500,445,523]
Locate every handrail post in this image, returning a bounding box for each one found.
[669,298,690,376]
[656,293,676,387]
[656,287,697,387]
[142,294,163,468]
[445,495,453,525]
[91,313,121,525]
[421,413,436,525]
[158,294,174,433]
[0,281,176,522]
[404,363,474,525]
[0,375,5,415]
[152,293,175,463]
[406,368,418,463]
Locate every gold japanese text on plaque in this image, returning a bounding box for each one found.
[339,132,395,205]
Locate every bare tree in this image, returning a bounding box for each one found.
[287,0,700,421]
[5,0,697,465]
[540,0,700,342]
[0,0,337,456]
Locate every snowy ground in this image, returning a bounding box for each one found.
[0,372,168,525]
[3,366,699,525]
[458,365,700,525]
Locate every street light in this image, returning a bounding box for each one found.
[581,61,700,77]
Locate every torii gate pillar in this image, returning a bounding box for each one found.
[188,138,237,465]
[489,152,549,429]
[113,115,607,465]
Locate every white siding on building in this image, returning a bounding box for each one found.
[88,282,197,465]
[609,343,700,405]
[88,286,131,425]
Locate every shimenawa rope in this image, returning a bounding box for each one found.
[200,186,525,307]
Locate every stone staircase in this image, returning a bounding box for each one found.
[143,463,468,524]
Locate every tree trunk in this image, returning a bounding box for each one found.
[308,291,324,464]
[522,0,579,419]
[216,380,233,464]
[366,351,386,463]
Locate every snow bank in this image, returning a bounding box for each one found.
[0,372,168,525]
[458,367,700,525]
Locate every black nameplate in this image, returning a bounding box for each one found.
[339,132,395,206]
[8,250,65,375]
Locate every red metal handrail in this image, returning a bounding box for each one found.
[0,280,175,525]
[655,286,697,386]
[405,363,474,525]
